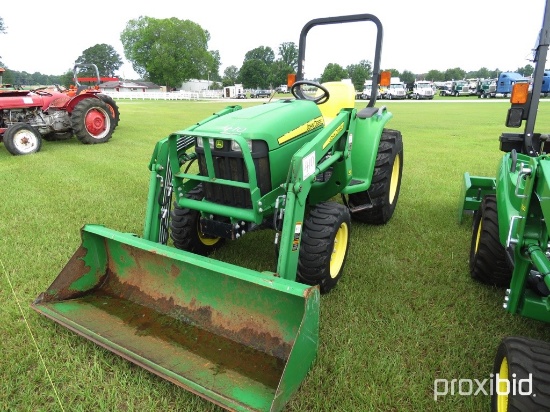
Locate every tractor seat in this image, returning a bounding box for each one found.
[317,81,356,124]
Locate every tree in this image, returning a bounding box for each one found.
[222,65,239,87]
[278,42,298,71]
[425,70,445,82]
[400,70,415,84]
[346,60,372,91]
[121,16,214,89]
[75,44,123,77]
[239,59,269,89]
[269,60,294,88]
[385,68,401,78]
[0,17,5,61]
[517,64,534,77]
[320,63,348,83]
[444,67,466,81]
[208,50,222,81]
[244,46,275,66]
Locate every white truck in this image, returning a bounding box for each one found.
[384,77,407,99]
[408,80,434,100]
[360,79,379,99]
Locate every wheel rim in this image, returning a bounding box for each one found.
[389,153,401,204]
[474,217,482,254]
[197,221,221,246]
[330,222,349,278]
[14,129,40,153]
[84,107,110,139]
[497,356,509,412]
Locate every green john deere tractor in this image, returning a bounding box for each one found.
[459,1,550,410]
[31,13,403,412]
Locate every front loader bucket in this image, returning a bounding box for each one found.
[32,225,319,412]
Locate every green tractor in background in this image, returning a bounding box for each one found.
[459,1,550,410]
[31,13,403,412]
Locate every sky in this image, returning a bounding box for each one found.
[0,0,547,81]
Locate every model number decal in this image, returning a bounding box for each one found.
[292,222,302,251]
[322,122,345,149]
[220,126,247,135]
[278,116,324,144]
[302,152,316,180]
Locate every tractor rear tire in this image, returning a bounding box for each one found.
[98,94,120,130]
[170,185,225,255]
[469,195,512,287]
[348,129,403,224]
[71,98,114,144]
[3,123,42,155]
[492,336,550,412]
[297,202,351,293]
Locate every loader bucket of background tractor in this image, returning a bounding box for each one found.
[32,225,320,412]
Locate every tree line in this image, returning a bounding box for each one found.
[0,15,537,91]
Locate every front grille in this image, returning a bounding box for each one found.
[197,153,271,209]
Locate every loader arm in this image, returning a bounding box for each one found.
[144,106,243,243]
[276,110,353,280]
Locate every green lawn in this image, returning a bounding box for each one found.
[2,98,550,411]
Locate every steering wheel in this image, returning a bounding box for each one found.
[291,80,330,104]
[33,88,53,96]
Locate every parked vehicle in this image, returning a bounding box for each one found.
[383,77,406,99]
[276,85,289,93]
[458,2,550,409]
[476,78,497,98]
[31,12,402,412]
[0,82,115,155]
[541,70,550,97]
[360,80,378,99]
[495,72,529,97]
[250,89,272,98]
[407,80,434,100]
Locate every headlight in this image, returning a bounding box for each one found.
[196,138,214,149]
[231,139,253,152]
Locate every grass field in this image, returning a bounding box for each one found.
[2,98,550,412]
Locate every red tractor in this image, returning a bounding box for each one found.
[0,64,118,155]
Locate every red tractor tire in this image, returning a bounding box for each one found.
[71,98,114,144]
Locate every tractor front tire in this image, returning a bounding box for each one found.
[170,186,224,255]
[470,195,512,287]
[71,98,114,144]
[3,123,42,155]
[298,202,351,293]
[348,129,403,224]
[492,336,550,412]
[98,94,120,130]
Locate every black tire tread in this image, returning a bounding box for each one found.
[492,336,550,411]
[98,94,120,129]
[3,123,42,155]
[170,186,224,255]
[470,195,512,286]
[71,98,113,144]
[297,201,350,293]
[349,128,403,224]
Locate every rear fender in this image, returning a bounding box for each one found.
[342,106,393,194]
[53,93,100,112]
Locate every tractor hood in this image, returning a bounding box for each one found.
[0,90,69,111]
[193,99,324,150]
